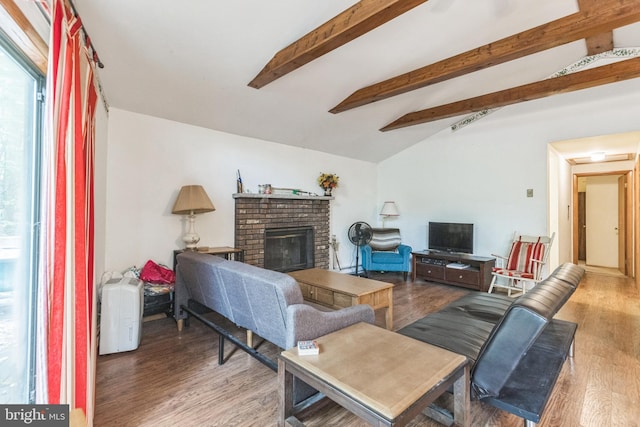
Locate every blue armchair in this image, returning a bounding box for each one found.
[360,228,412,280]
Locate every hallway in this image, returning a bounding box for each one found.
[579,260,626,277]
[551,270,640,426]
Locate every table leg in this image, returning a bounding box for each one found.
[385,289,393,330]
[411,256,417,281]
[452,363,470,427]
[278,358,297,427]
[247,330,253,348]
[384,306,393,330]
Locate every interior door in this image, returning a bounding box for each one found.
[578,192,586,261]
[618,174,627,274]
[586,175,619,268]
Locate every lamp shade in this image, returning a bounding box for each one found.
[380,201,399,217]
[172,185,215,215]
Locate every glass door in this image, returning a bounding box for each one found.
[0,35,43,403]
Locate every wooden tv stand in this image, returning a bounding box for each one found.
[412,250,495,292]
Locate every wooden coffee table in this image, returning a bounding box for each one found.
[279,322,470,427]
[288,268,394,330]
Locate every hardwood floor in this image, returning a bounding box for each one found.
[94,270,640,426]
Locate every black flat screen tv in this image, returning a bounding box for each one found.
[428,222,474,254]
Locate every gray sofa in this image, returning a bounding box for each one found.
[174,251,375,367]
[398,262,584,426]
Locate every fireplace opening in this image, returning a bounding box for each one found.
[264,226,314,272]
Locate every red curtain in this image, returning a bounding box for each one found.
[44,0,98,420]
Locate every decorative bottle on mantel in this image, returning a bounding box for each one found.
[236,170,243,193]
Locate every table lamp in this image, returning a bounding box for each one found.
[380,201,399,228]
[172,185,215,249]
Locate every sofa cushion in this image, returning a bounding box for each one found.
[491,237,547,279]
[398,292,513,362]
[471,275,576,398]
[481,319,577,424]
[505,237,546,276]
[471,305,548,399]
[399,263,583,400]
[370,250,404,264]
[549,263,583,288]
[368,228,402,251]
[174,252,229,320]
[216,260,303,349]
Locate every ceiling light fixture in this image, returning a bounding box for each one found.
[590,152,606,162]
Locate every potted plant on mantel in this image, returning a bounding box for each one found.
[318,173,339,196]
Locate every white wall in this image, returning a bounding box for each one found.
[100,80,640,276]
[102,109,378,273]
[547,147,560,268]
[547,145,573,268]
[378,82,640,269]
[378,115,549,261]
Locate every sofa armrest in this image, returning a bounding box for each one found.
[398,244,412,270]
[360,245,373,270]
[285,304,375,349]
[397,244,412,255]
[491,254,508,268]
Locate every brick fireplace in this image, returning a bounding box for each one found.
[233,194,332,270]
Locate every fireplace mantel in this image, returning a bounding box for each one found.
[233,193,333,201]
[234,194,332,269]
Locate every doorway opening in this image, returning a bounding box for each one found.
[573,171,631,277]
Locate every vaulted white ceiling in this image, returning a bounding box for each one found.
[73,0,640,162]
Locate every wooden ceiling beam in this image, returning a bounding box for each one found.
[584,32,614,55]
[332,0,640,113]
[248,0,429,89]
[380,56,640,131]
[578,0,614,55]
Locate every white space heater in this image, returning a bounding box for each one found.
[99,277,144,355]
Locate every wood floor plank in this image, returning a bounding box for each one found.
[95,269,640,426]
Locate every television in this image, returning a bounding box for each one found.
[428,222,474,254]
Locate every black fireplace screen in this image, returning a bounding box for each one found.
[264,226,314,272]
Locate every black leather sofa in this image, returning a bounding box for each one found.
[398,263,584,426]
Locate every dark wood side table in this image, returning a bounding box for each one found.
[173,246,245,270]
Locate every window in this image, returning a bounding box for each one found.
[0,31,44,403]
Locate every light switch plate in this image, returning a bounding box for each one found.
[527,189,533,197]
